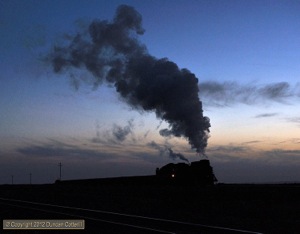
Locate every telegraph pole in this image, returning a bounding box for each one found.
[58,162,62,180]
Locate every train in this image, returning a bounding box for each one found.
[54,159,217,187]
[156,159,218,185]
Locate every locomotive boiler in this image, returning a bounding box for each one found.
[156,160,217,185]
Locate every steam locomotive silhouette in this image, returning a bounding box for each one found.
[55,160,217,186]
[156,160,217,185]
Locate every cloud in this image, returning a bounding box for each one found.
[255,113,278,118]
[286,117,300,124]
[273,138,300,145]
[212,158,300,183]
[263,149,300,160]
[284,117,300,128]
[208,145,249,154]
[258,82,292,101]
[16,137,162,165]
[1,137,165,184]
[208,143,300,166]
[208,144,300,183]
[16,137,121,161]
[17,143,110,160]
[9,138,300,184]
[242,140,262,145]
[199,81,298,107]
[15,137,176,168]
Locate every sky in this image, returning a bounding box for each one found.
[1,0,300,184]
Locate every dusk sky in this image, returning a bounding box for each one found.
[1,0,300,184]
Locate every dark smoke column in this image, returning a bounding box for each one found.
[47,5,210,155]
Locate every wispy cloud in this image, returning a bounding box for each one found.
[208,143,300,165]
[17,143,111,160]
[3,137,163,184]
[286,117,300,124]
[242,140,262,145]
[10,138,300,183]
[199,81,299,107]
[255,113,278,118]
[16,136,172,164]
[208,145,249,154]
[263,149,300,158]
[273,138,300,146]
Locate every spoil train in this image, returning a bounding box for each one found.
[156,160,217,185]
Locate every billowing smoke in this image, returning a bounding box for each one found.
[47,5,210,155]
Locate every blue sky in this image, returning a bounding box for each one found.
[1,0,300,184]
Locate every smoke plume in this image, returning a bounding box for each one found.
[199,81,297,107]
[47,5,210,155]
[112,119,134,142]
[147,141,189,163]
[168,148,189,163]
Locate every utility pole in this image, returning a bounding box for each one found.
[58,162,62,180]
[11,175,14,185]
[29,173,32,184]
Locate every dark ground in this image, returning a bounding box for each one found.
[0,176,299,233]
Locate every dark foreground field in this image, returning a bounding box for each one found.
[0,176,299,233]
